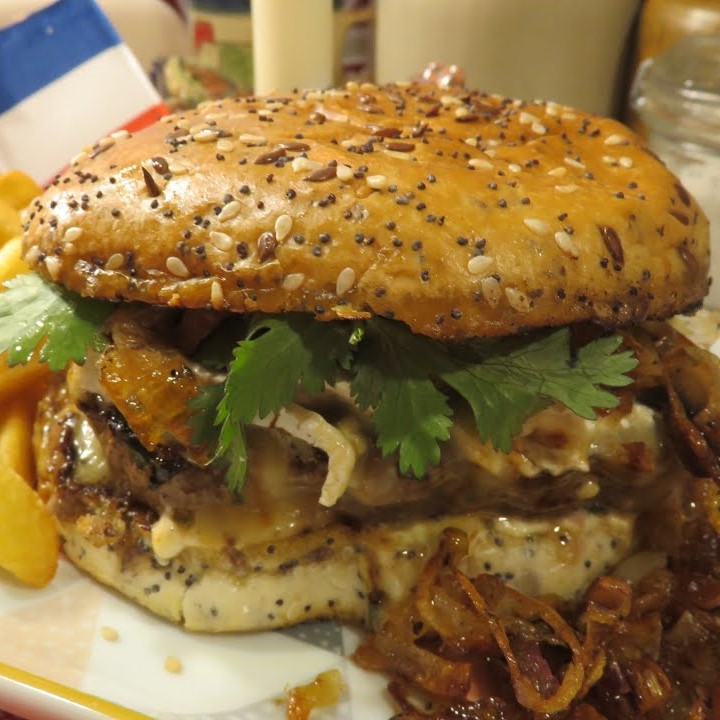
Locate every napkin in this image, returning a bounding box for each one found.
[0,0,168,183]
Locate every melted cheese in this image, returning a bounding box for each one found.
[252,403,358,507]
[449,401,662,484]
[151,428,336,562]
[72,415,110,486]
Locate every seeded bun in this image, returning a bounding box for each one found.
[22,82,709,338]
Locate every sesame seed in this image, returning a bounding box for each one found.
[467,255,494,275]
[166,256,190,277]
[507,163,522,173]
[336,267,356,296]
[564,157,586,169]
[282,272,305,291]
[292,157,322,173]
[44,255,61,280]
[523,218,551,235]
[505,287,531,312]
[336,164,354,182]
[440,94,462,106]
[619,156,634,168]
[238,133,267,145]
[168,163,190,175]
[554,230,579,258]
[193,128,218,143]
[555,184,579,194]
[274,214,293,241]
[217,200,242,223]
[547,166,567,177]
[105,252,124,270]
[110,129,129,140]
[602,155,618,166]
[210,281,224,309]
[545,102,560,117]
[481,276,501,306]
[209,231,233,251]
[604,134,627,146]
[531,122,547,135]
[561,111,577,121]
[63,226,83,243]
[468,158,493,170]
[217,139,235,153]
[366,174,388,190]
[519,111,539,125]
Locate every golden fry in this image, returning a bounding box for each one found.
[0,201,23,247]
[0,170,42,211]
[0,356,51,406]
[0,465,58,587]
[0,237,29,284]
[0,396,38,485]
[0,170,57,588]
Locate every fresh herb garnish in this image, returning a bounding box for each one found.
[199,315,637,492]
[351,318,453,477]
[0,274,113,371]
[0,277,638,493]
[440,329,638,453]
[213,314,355,492]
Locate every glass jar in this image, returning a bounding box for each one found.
[631,33,720,307]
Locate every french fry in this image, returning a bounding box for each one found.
[0,465,59,587]
[0,170,56,588]
[0,355,51,407]
[0,170,42,211]
[0,237,29,284]
[0,200,23,246]
[0,395,39,485]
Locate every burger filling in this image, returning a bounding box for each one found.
[34,304,720,607]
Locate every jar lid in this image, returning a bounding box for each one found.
[631,33,720,147]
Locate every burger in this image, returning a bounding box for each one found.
[8,82,720,715]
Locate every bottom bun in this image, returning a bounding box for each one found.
[36,380,639,632]
[56,506,636,633]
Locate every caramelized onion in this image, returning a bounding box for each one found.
[286,669,344,720]
[356,487,720,719]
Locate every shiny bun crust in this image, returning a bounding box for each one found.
[23,82,709,338]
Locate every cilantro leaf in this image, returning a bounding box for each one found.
[351,319,452,476]
[188,383,224,448]
[0,274,114,371]
[441,328,638,453]
[213,314,355,493]
[192,316,249,370]
[189,314,638,490]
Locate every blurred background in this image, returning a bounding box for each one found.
[1,0,718,125]
[0,0,719,294]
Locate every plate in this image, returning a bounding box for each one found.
[0,560,393,720]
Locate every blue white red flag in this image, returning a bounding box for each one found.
[0,0,168,183]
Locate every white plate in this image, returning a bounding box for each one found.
[0,560,392,720]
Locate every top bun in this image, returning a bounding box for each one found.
[22,82,709,339]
